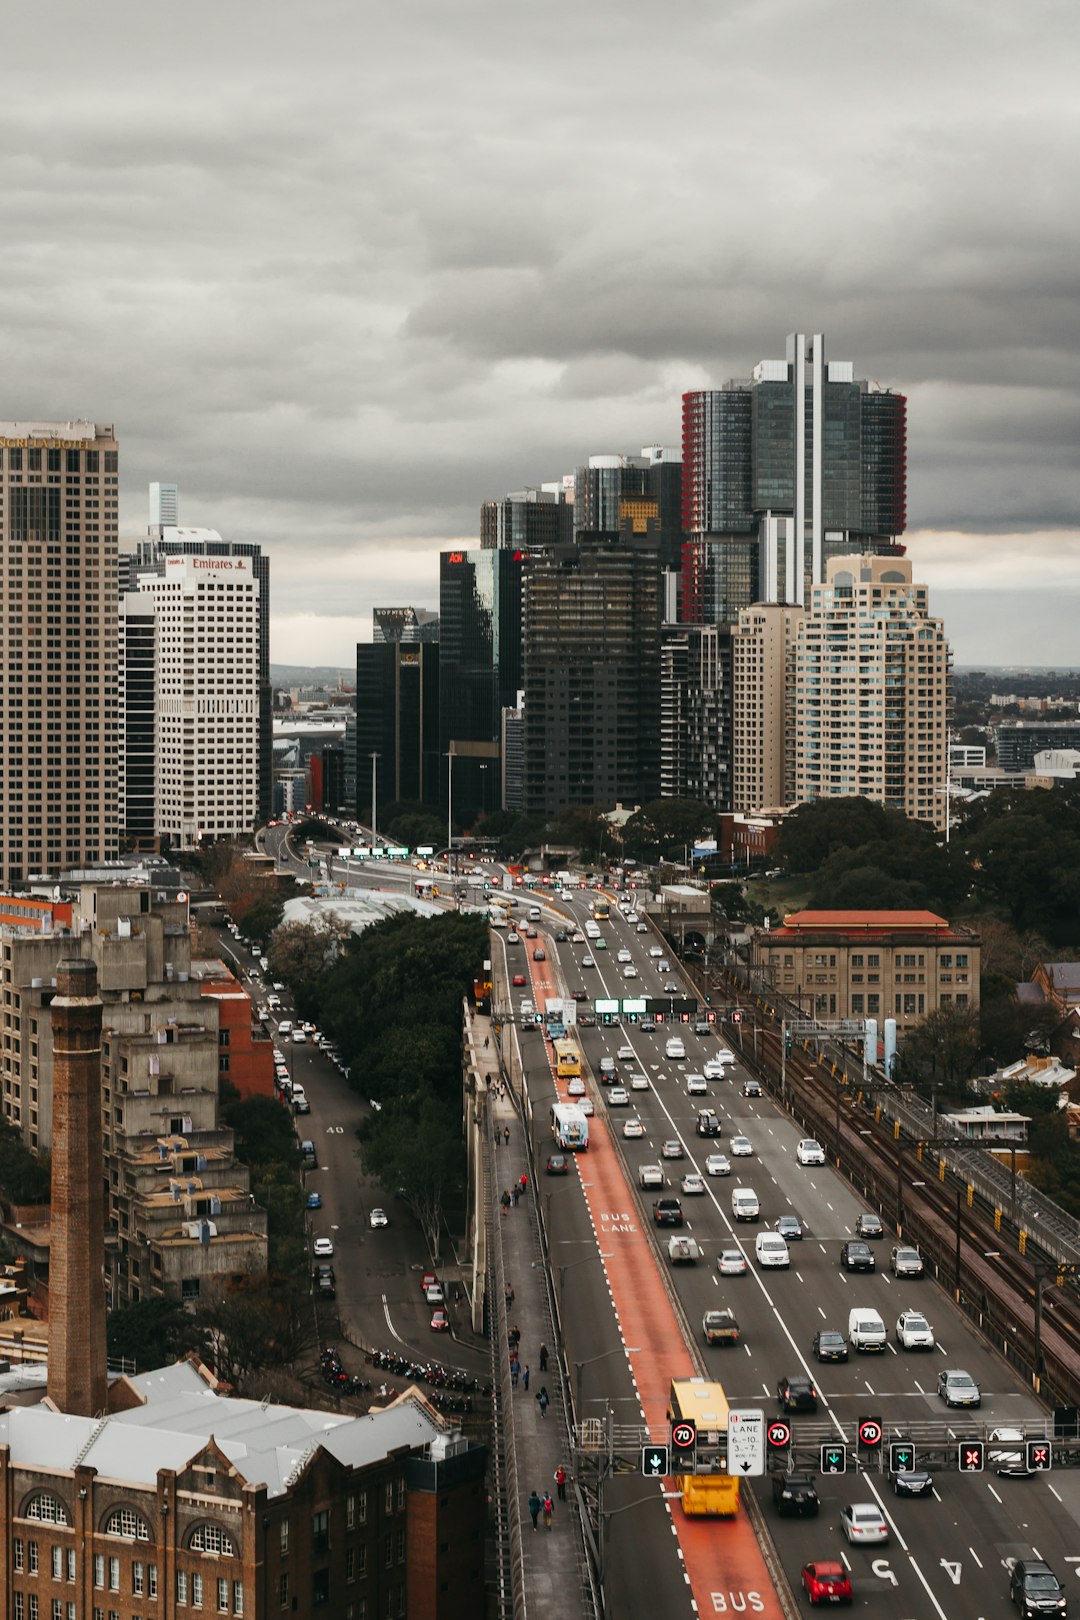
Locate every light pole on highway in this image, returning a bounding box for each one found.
[574,1344,639,1413]
[557,1251,612,1294]
[369,752,380,846]
[598,1489,681,1587]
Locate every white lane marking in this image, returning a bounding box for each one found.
[969,1547,982,1568]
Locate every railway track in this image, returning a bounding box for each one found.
[706,973,1080,1412]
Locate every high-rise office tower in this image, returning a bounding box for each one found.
[522,536,662,813]
[356,609,441,817]
[659,625,733,810]
[118,592,157,847]
[789,556,949,828]
[682,335,907,620]
[574,448,684,571]
[439,549,524,823]
[136,545,260,847]
[123,490,274,825]
[0,419,119,885]
[480,486,573,551]
[731,603,805,813]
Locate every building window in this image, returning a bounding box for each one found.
[313,1510,329,1555]
[851,954,864,968]
[233,1581,243,1616]
[867,954,880,969]
[357,1492,367,1525]
[177,1571,188,1604]
[25,1492,70,1525]
[94,1555,104,1587]
[105,1508,150,1541]
[189,1524,235,1557]
[15,1538,24,1571]
[192,1573,204,1609]
[133,1562,144,1595]
[109,1557,120,1591]
[53,1547,63,1579]
[217,1577,228,1612]
[956,954,968,968]
[346,1495,355,1531]
[279,1575,288,1609]
[851,994,864,1014]
[29,1541,40,1574]
[347,1549,356,1582]
[313,1570,330,1607]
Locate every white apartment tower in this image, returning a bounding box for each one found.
[789,555,950,828]
[137,533,260,847]
[731,603,804,814]
[0,420,119,884]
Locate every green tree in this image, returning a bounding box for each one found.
[242,890,287,944]
[357,1096,463,1262]
[268,916,351,992]
[107,1297,207,1371]
[197,1275,317,1388]
[0,1117,52,1205]
[776,798,890,874]
[899,1003,981,1086]
[621,799,715,863]
[960,784,1080,941]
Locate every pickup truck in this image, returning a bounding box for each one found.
[703,1308,739,1345]
[667,1235,703,1265]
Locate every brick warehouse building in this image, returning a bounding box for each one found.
[0,959,487,1619]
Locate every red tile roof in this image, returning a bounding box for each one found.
[780,909,950,932]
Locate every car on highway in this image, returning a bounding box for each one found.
[801,1562,852,1606]
[582,954,595,968]
[772,1471,819,1517]
[989,1427,1032,1477]
[617,1044,635,1060]
[653,1197,683,1227]
[796,1138,826,1166]
[703,1058,727,1080]
[617,949,632,963]
[507,933,521,945]
[686,1072,708,1095]
[840,1240,875,1272]
[663,981,679,993]
[812,1329,848,1363]
[424,1281,445,1305]
[896,1310,935,1350]
[594,937,607,950]
[661,1138,684,1159]
[512,973,526,987]
[519,999,534,1017]
[525,927,537,939]
[891,1468,934,1498]
[636,922,649,934]
[681,1172,705,1195]
[854,1211,884,1239]
[369,1207,388,1229]
[623,1117,645,1138]
[705,1153,731,1176]
[630,1072,649,1090]
[638,1163,664,1189]
[694,1020,713,1036]
[730,1135,754,1156]
[778,1374,817,1412]
[775,1214,803,1241]
[937,1368,981,1407]
[599,1058,617,1083]
[640,1018,657,1031]
[717,1248,747,1276]
[623,966,638,979]
[658,958,672,972]
[546,1153,569,1175]
[607,1086,630,1106]
[756,1233,791,1269]
[703,1308,740,1346]
[649,946,664,958]
[890,1245,925,1277]
[841,1504,888,1545]
[1010,1559,1066,1617]
[313,1236,334,1258]
[742,1077,762,1098]
[533,947,546,961]
[314,1264,336,1300]
[306,1191,322,1210]
[430,1308,450,1332]
[566,1077,586,1097]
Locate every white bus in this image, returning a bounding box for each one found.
[550,1102,590,1151]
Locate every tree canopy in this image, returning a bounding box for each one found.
[621,798,716,863]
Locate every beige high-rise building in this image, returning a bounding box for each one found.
[731,603,804,813]
[0,420,119,884]
[789,555,950,828]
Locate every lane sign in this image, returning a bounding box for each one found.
[727,1407,765,1477]
[641,1444,670,1477]
[820,1442,847,1474]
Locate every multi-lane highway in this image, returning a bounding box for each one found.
[495,883,1080,1620]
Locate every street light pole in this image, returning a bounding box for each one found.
[574,1344,640,1414]
[598,1490,681,1587]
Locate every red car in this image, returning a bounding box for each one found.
[430,1308,450,1332]
[801,1561,852,1605]
[421,1271,439,1295]
[512,973,526,986]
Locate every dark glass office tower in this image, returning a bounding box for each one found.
[480,489,572,551]
[355,636,441,815]
[575,450,684,571]
[439,549,524,823]
[521,536,662,814]
[682,334,907,619]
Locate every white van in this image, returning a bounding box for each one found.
[731,1186,760,1222]
[848,1307,887,1353]
[278,1020,294,1036]
[528,907,541,922]
[665,1037,686,1061]
[755,1232,791,1268]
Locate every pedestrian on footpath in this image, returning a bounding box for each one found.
[509,1325,521,1350]
[539,1343,549,1372]
[494,1124,500,1147]
[542,1492,554,1531]
[503,1125,510,1147]
[511,1360,520,1388]
[511,1185,519,1206]
[522,1363,530,1391]
[500,1190,511,1216]
[505,1282,515,1307]
[528,1490,541,1530]
[519,1172,528,1196]
[536,1386,549,1419]
[555,1466,567,1501]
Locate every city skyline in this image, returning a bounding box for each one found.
[2,1,1077,666]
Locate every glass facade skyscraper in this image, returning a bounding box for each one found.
[439,549,524,823]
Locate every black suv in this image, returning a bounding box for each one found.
[695,1109,721,1136]
[314,1264,336,1300]
[772,1471,819,1516]
[777,1374,818,1413]
[840,1240,876,1272]
[653,1198,684,1227]
[1011,1560,1067,1617]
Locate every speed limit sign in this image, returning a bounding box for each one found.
[767,1419,792,1449]
[858,1417,883,1448]
[671,1420,697,1450]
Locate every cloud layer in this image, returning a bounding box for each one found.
[3,0,1077,665]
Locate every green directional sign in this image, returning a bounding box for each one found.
[819,1442,847,1474]
[640,1443,670,1477]
[594,999,620,1015]
[622,998,647,1015]
[889,1440,915,1473]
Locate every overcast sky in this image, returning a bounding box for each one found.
[3,0,1078,666]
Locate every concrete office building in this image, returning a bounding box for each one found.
[0,419,119,886]
[994,719,1080,773]
[659,625,732,810]
[136,548,260,848]
[731,603,804,814]
[122,495,274,827]
[521,535,662,813]
[789,556,950,829]
[682,335,907,620]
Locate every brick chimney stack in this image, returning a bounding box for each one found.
[47,958,107,1416]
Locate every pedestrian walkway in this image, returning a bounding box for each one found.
[479,1015,596,1620]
